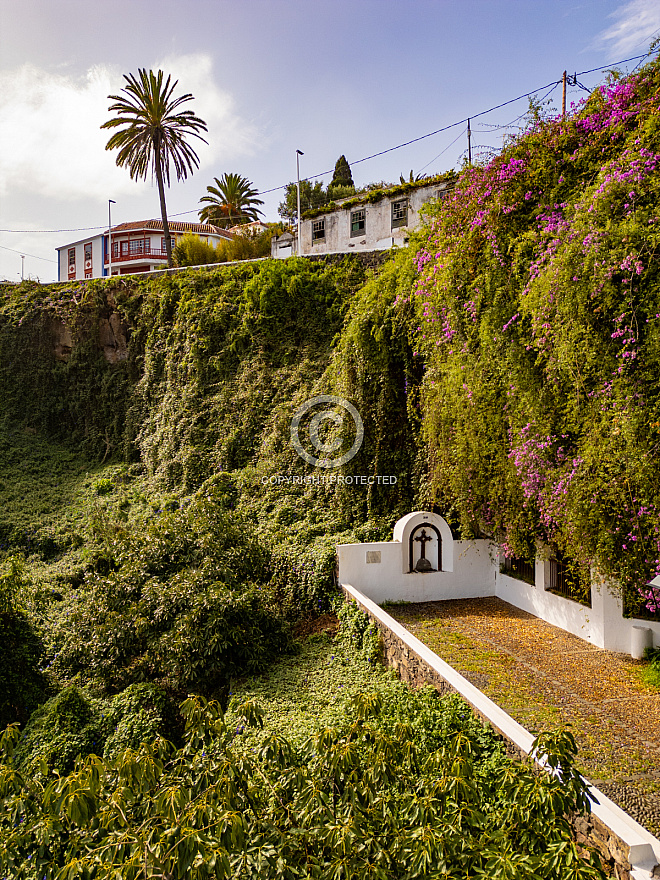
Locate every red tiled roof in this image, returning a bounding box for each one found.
[111,219,234,239]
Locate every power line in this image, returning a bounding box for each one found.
[416,127,467,176]
[0,243,57,263]
[0,224,109,234]
[0,49,654,233]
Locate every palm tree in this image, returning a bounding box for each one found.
[198,173,264,228]
[101,69,208,268]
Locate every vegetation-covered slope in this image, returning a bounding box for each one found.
[2,53,660,880]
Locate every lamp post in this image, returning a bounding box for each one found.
[296,150,304,256]
[108,200,116,277]
[20,255,25,281]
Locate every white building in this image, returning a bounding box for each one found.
[271,177,454,258]
[57,220,233,281]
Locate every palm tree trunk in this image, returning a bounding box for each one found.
[153,131,173,268]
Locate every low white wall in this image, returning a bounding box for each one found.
[496,572,598,646]
[497,566,660,655]
[595,578,660,653]
[338,539,495,604]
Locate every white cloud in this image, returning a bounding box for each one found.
[0,55,258,203]
[594,0,660,57]
[154,54,259,169]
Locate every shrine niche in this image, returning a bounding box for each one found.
[393,511,454,575]
[409,524,441,573]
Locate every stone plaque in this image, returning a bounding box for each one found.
[366,550,381,564]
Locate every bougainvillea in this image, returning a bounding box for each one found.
[408,54,660,608]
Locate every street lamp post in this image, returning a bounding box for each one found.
[296,150,304,256]
[20,255,25,281]
[108,200,116,277]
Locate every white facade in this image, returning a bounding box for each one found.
[57,220,231,281]
[338,511,660,657]
[57,235,106,282]
[270,179,454,259]
[303,180,452,255]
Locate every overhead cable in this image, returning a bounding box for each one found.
[0,50,654,233]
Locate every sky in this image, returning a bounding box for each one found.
[1,0,660,282]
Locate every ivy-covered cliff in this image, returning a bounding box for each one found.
[408,54,660,609]
[2,56,660,670]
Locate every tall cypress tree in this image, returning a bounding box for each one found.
[330,155,354,188]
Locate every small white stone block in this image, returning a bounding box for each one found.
[631,625,653,660]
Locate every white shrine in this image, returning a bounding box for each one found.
[337,511,660,657]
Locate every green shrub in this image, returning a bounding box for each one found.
[0,608,48,729]
[335,597,380,662]
[13,682,178,772]
[172,233,219,267]
[102,682,180,758]
[47,492,290,694]
[13,685,105,773]
[0,556,48,728]
[0,692,606,879]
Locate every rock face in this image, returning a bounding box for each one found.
[51,321,73,362]
[51,312,130,364]
[98,313,129,364]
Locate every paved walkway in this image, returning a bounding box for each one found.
[386,597,660,838]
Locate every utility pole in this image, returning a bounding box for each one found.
[467,118,472,166]
[296,150,304,257]
[562,70,567,118]
[108,199,116,277]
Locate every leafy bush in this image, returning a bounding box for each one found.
[0,556,48,728]
[46,491,290,694]
[173,233,220,267]
[13,682,178,773]
[334,596,380,661]
[102,682,181,759]
[0,691,605,879]
[215,227,273,262]
[12,685,104,774]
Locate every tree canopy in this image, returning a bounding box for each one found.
[198,173,264,228]
[278,179,327,222]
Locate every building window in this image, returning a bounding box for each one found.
[68,248,75,266]
[350,209,365,237]
[84,242,93,278]
[161,236,173,253]
[548,553,592,607]
[391,200,408,228]
[501,555,535,586]
[129,239,147,256]
[312,219,325,242]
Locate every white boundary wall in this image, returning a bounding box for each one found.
[337,511,660,656]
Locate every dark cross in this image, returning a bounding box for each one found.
[414,529,434,572]
[414,529,432,557]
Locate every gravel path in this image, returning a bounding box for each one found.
[386,597,660,838]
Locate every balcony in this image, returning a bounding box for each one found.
[105,243,169,264]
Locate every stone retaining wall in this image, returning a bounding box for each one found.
[342,584,660,880]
